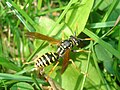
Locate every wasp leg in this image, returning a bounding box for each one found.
[43,74,56,88]
[24,61,34,65]
[69,59,88,75]
[42,74,64,90]
[48,61,59,76]
[69,59,80,73]
[71,49,90,53]
[39,68,45,76]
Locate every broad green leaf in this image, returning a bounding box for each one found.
[65,0,94,36]
[61,64,80,90]
[95,44,114,74]
[49,0,78,35]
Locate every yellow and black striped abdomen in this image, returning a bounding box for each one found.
[35,52,59,68]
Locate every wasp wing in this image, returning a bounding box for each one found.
[25,32,61,45]
[61,49,70,74]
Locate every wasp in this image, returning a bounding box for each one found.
[26,32,90,74]
[34,51,65,75]
[35,52,59,68]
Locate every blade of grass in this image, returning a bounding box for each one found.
[88,21,120,29]
[31,73,42,90]
[119,26,120,51]
[0,57,21,72]
[80,41,92,90]
[37,6,65,15]
[6,1,62,37]
[37,0,42,11]
[96,0,119,34]
[14,29,21,65]
[26,0,33,15]
[49,0,78,35]
[93,0,103,11]
[0,39,3,56]
[6,1,35,32]
[102,0,118,22]
[101,15,120,38]
[117,16,120,52]
[22,41,48,68]
[83,28,120,60]
[1,80,7,90]
[0,73,45,84]
[7,0,38,31]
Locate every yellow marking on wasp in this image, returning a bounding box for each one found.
[42,59,48,66]
[52,53,57,60]
[44,54,51,65]
[40,57,45,67]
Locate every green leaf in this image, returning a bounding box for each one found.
[83,28,120,60]
[95,44,114,74]
[66,0,94,35]
[11,82,34,90]
[61,65,80,90]
[49,0,78,35]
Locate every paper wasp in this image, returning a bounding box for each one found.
[26,32,90,74]
[34,52,59,70]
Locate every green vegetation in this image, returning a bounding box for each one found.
[0,0,120,90]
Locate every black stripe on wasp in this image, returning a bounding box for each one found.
[25,32,91,75]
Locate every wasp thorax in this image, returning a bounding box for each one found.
[61,40,73,48]
[69,35,81,46]
[57,40,73,56]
